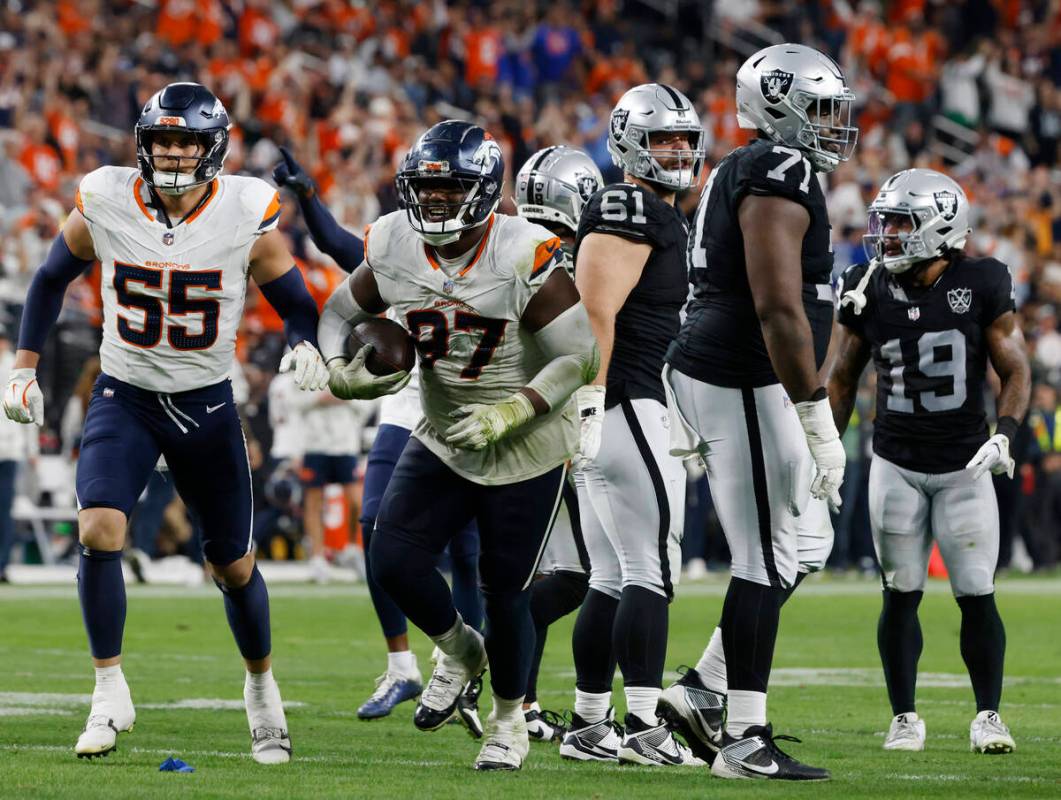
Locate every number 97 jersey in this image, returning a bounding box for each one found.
[76,166,281,394]
[836,254,1016,474]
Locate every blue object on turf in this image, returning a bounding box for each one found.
[159,757,195,772]
[357,675,422,719]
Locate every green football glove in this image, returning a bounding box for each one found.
[443,393,536,451]
[327,344,411,400]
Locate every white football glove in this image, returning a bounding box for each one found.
[3,367,44,426]
[572,385,605,471]
[966,434,1015,480]
[278,341,330,391]
[327,344,411,400]
[444,393,535,451]
[795,395,846,513]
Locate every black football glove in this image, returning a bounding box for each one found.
[272,146,317,199]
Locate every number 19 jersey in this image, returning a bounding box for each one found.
[77,166,280,393]
[836,254,1015,473]
[365,210,578,486]
[667,139,835,388]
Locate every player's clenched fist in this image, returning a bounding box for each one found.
[3,368,44,426]
[444,393,535,451]
[278,341,330,391]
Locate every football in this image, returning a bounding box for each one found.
[345,317,417,376]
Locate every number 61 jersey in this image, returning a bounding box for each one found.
[76,165,280,393]
[365,210,578,486]
[836,254,1015,474]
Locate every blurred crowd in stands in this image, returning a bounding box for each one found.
[0,0,1059,581]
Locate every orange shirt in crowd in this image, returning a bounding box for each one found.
[239,6,280,57]
[156,0,197,47]
[19,142,62,192]
[46,110,80,172]
[585,56,647,99]
[848,16,890,74]
[465,25,504,86]
[886,27,944,104]
[57,0,91,35]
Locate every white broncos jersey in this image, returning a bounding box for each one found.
[77,166,281,393]
[365,211,578,485]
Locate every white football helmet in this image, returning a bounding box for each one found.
[736,43,857,173]
[864,169,971,274]
[607,83,705,191]
[515,146,604,237]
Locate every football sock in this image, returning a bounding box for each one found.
[482,588,534,700]
[218,565,272,661]
[780,570,807,605]
[614,585,668,688]
[720,577,782,694]
[387,650,418,678]
[430,614,480,663]
[878,589,923,715]
[450,547,483,632]
[492,693,524,721]
[956,593,1006,712]
[244,668,286,728]
[726,689,767,737]
[573,588,619,694]
[92,664,129,703]
[526,570,588,703]
[361,521,409,639]
[574,689,611,724]
[78,548,126,660]
[694,626,728,694]
[625,686,661,726]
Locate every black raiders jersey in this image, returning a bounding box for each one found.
[575,182,689,408]
[666,138,835,388]
[836,254,1016,474]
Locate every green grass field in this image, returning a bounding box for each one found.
[2,576,1060,799]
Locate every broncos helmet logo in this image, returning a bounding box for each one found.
[760,69,794,104]
[472,139,502,174]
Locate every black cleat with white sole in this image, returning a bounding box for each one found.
[618,714,706,766]
[456,673,485,739]
[711,723,830,781]
[657,665,726,764]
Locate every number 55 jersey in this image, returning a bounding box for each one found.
[836,254,1015,474]
[76,165,280,393]
[364,210,578,485]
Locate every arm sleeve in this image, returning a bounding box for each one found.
[317,269,378,364]
[257,267,321,349]
[18,233,95,353]
[298,193,365,274]
[525,302,600,411]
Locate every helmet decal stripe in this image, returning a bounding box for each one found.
[659,84,687,110]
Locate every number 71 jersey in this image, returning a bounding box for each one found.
[76,166,280,393]
[364,210,578,485]
[836,254,1015,474]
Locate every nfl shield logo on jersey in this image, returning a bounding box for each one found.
[908,306,920,321]
[933,191,958,221]
[162,231,174,246]
[442,279,455,294]
[947,287,972,314]
[760,69,794,103]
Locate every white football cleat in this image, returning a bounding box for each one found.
[75,679,136,758]
[245,673,291,764]
[883,712,926,751]
[970,710,1015,754]
[474,707,530,771]
[414,635,487,732]
[559,711,623,762]
[309,555,330,584]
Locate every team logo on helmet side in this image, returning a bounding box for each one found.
[610,109,629,139]
[947,287,972,314]
[933,190,958,221]
[576,173,600,202]
[760,69,794,104]
[472,139,502,174]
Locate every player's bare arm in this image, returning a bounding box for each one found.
[317,263,407,401]
[573,232,650,389]
[826,319,871,435]
[741,194,820,402]
[249,229,329,391]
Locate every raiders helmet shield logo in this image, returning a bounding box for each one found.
[576,173,600,203]
[947,287,972,314]
[610,109,630,139]
[761,69,794,104]
[933,190,958,221]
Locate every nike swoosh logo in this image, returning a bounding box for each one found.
[741,759,779,775]
[206,403,226,414]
